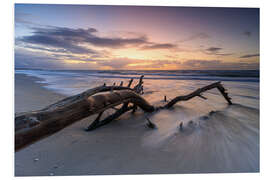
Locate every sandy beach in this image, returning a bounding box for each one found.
[15,73,259,176]
[15,74,65,113]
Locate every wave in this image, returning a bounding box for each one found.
[15,69,259,82]
[141,103,259,172]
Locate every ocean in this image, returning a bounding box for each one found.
[15,69,258,97]
[15,69,259,110]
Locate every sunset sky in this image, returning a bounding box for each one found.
[15,4,259,70]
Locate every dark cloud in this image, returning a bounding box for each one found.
[206,47,222,52]
[18,27,101,54]
[203,47,233,56]
[243,31,252,37]
[18,26,149,53]
[85,35,147,48]
[239,53,259,58]
[141,43,177,50]
[215,53,233,56]
[31,27,98,39]
[17,26,178,54]
[19,33,98,54]
[178,33,210,43]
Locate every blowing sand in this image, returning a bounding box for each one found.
[15,74,259,176]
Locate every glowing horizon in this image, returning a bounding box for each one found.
[15,4,259,70]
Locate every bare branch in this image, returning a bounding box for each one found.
[127,78,134,87]
[164,81,232,108]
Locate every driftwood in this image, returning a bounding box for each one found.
[15,75,232,151]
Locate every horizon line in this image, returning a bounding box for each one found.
[15,67,260,71]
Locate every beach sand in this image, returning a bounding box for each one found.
[15,74,259,176]
[15,74,65,113]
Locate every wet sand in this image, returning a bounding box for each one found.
[15,74,259,176]
[15,74,65,113]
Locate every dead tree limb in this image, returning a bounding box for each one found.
[146,116,156,129]
[15,77,232,151]
[86,104,135,131]
[15,89,155,150]
[163,81,232,109]
[41,85,134,112]
[86,111,104,130]
[127,78,134,87]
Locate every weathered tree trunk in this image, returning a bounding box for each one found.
[15,77,232,151]
[15,90,154,151]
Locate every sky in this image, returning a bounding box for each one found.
[14,4,260,70]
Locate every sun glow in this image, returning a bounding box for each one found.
[127,62,153,67]
[64,60,96,64]
[113,48,167,60]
